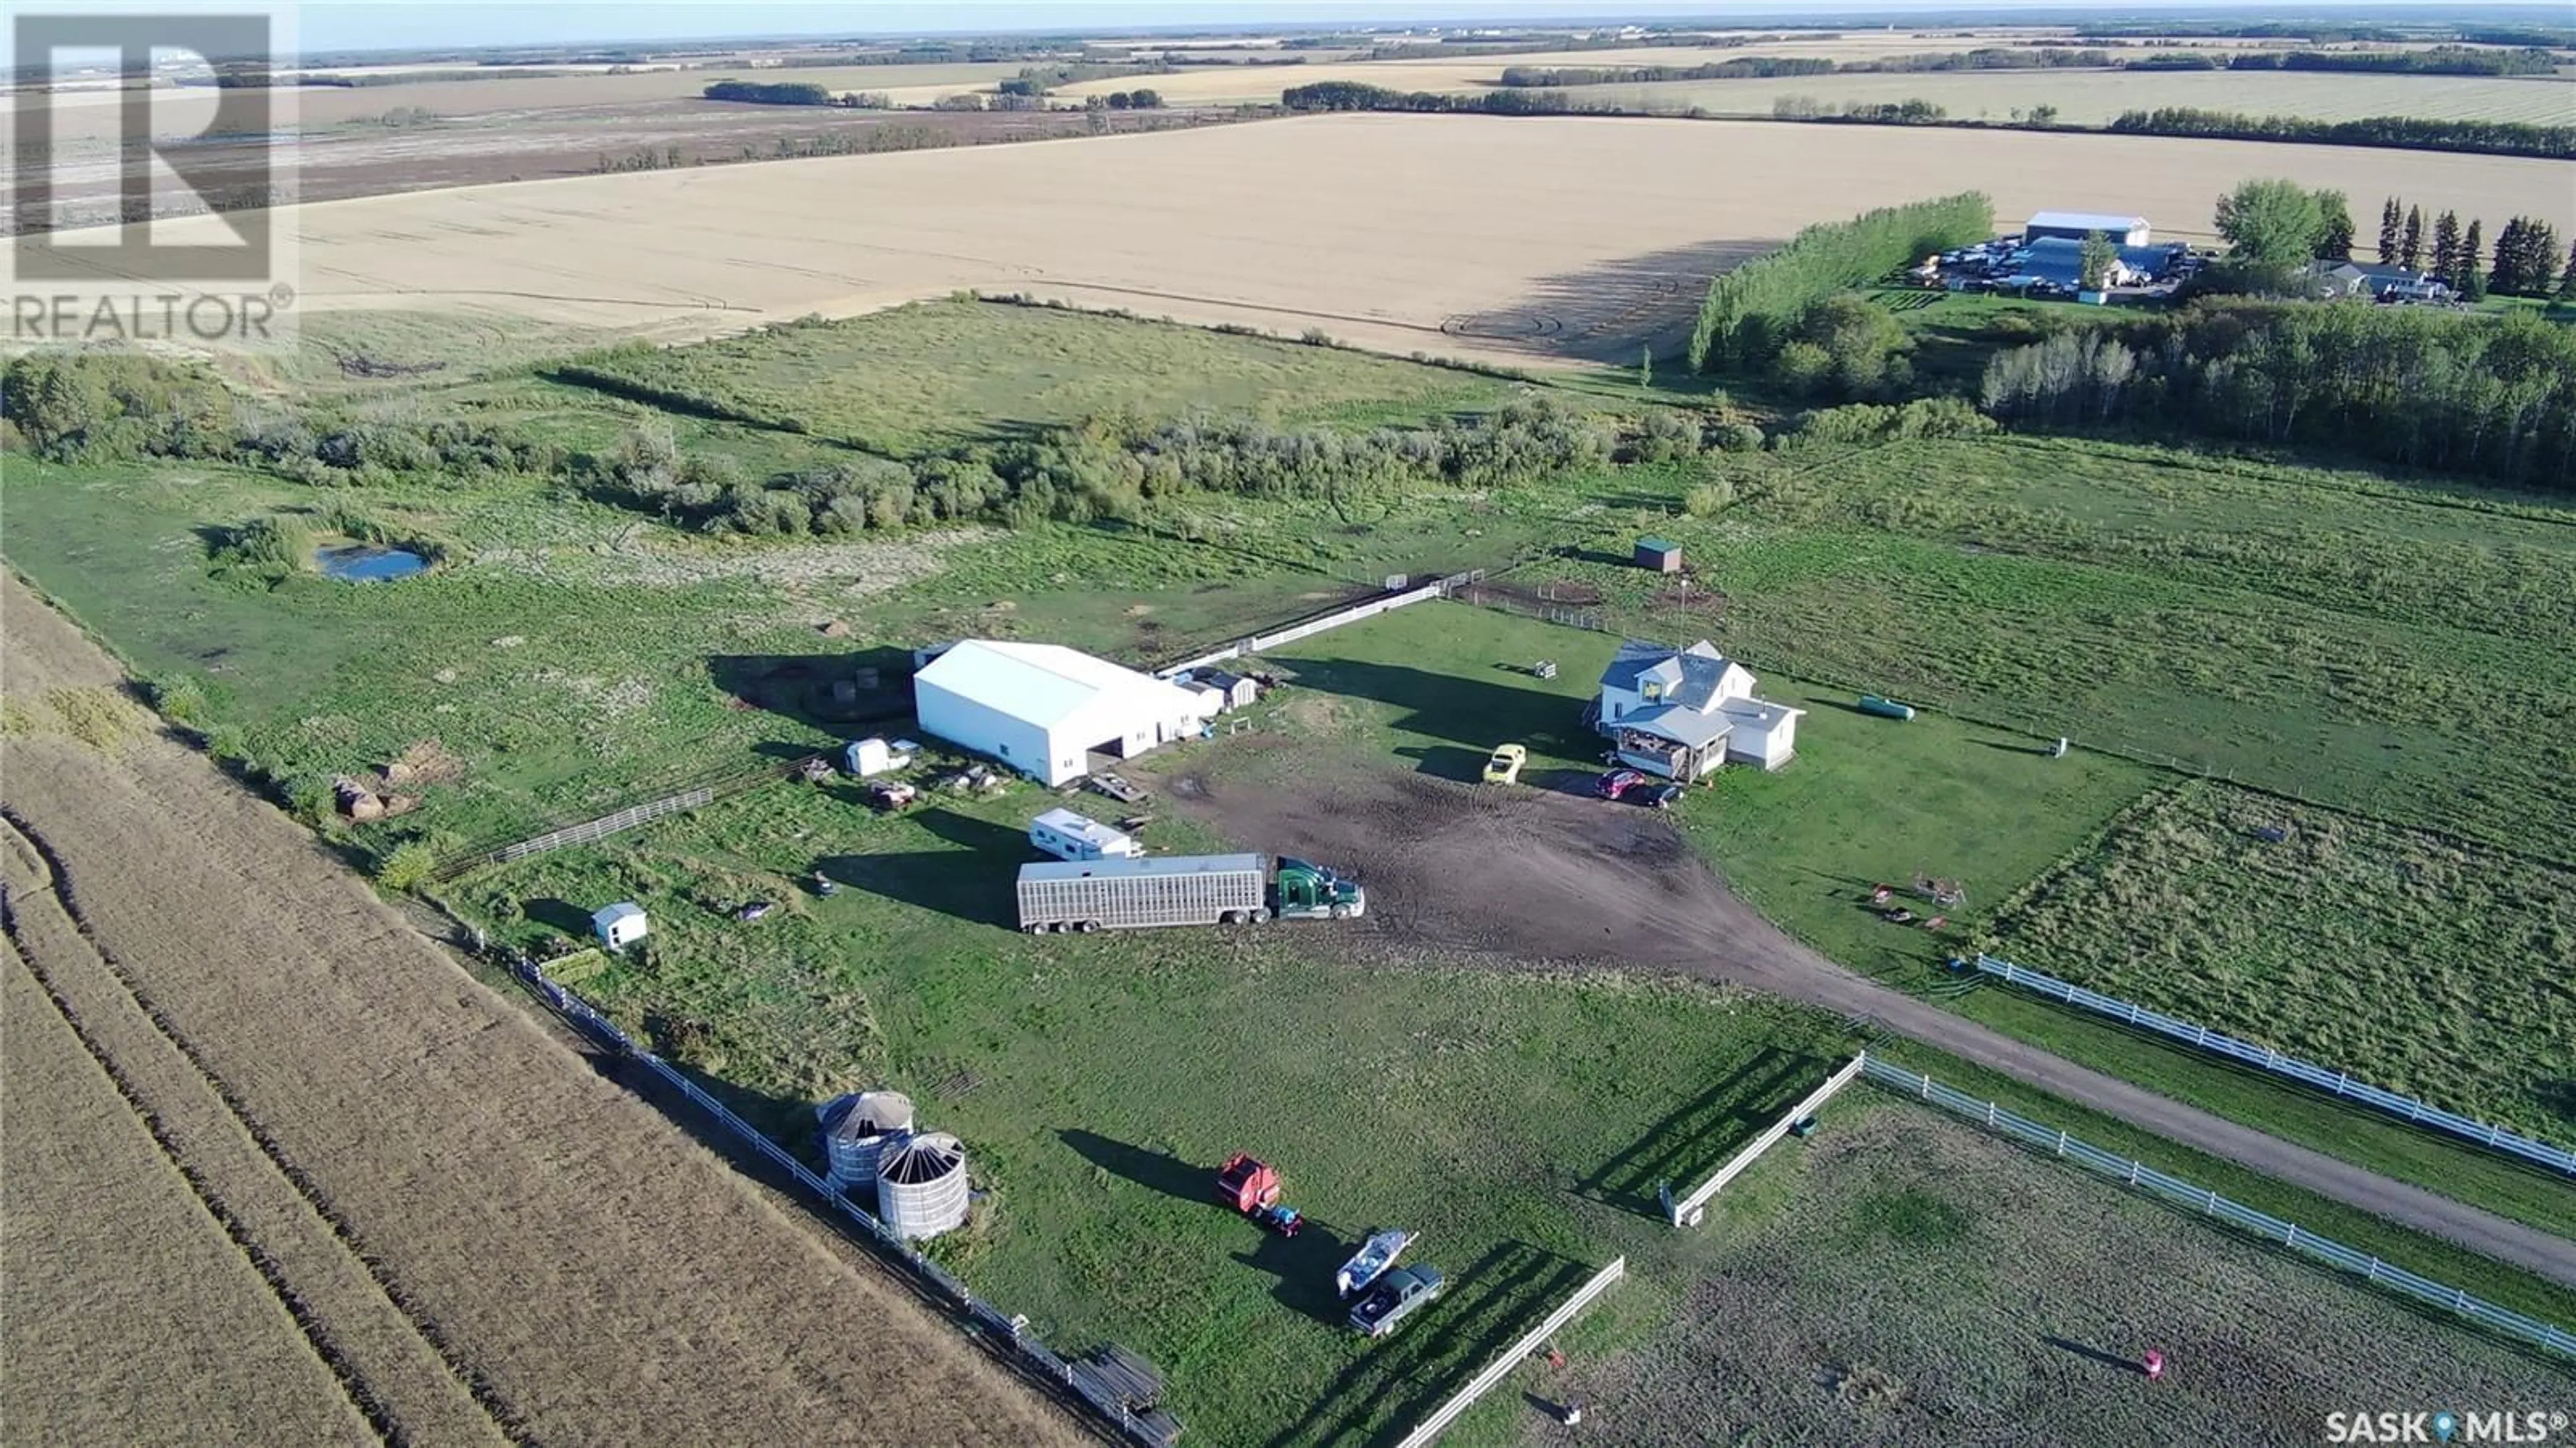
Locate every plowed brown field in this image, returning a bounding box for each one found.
[68,113,2576,366]
[0,575,1086,1447]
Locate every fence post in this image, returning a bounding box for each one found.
[2204,1188,2220,1214]
[2054,1130,2068,1157]
[2126,1159,2141,1187]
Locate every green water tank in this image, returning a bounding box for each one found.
[1858,695,1917,721]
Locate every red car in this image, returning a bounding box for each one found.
[1595,768,1652,800]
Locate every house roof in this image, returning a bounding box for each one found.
[1720,697,1805,732]
[916,639,1202,730]
[2026,211,2149,234]
[1600,639,1749,713]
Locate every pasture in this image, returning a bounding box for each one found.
[1535,1103,2558,1447]
[86,115,2576,366]
[1569,67,2576,130]
[1989,781,2576,1143]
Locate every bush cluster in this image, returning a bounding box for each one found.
[1688,193,1992,371]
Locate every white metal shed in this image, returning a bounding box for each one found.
[912,639,1208,786]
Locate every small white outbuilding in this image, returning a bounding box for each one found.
[912,639,1208,786]
[592,901,648,950]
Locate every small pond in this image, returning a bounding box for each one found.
[316,544,431,582]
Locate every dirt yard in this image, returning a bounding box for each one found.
[1157,753,2576,1291]
[0,575,1085,1447]
[1520,1107,2557,1447]
[63,114,2574,366]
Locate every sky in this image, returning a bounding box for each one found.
[5,0,2553,64]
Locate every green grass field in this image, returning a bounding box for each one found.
[1989,780,2576,1140]
[547,299,1525,455]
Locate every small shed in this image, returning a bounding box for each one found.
[841,737,913,778]
[1195,667,1260,713]
[592,901,648,951]
[1635,537,1682,574]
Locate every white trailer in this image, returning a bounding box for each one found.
[1017,854,1267,932]
[1030,808,1142,862]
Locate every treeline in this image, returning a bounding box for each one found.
[2369,195,2570,299]
[1688,193,1993,370]
[1775,97,1950,124]
[703,80,855,107]
[2227,45,2559,76]
[1279,82,1594,115]
[1499,57,1834,86]
[1979,303,2576,489]
[1497,46,2111,87]
[2105,107,2576,160]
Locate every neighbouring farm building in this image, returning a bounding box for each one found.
[1597,640,1804,778]
[912,639,1208,786]
[592,901,647,950]
[2023,211,2151,247]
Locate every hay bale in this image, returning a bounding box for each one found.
[336,780,386,821]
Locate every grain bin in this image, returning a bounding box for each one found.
[816,1091,915,1190]
[876,1131,969,1239]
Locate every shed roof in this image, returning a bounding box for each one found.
[1720,697,1805,732]
[2026,211,2149,234]
[592,901,645,927]
[916,639,1202,730]
[1636,536,1680,554]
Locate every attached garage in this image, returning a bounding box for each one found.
[912,639,1209,786]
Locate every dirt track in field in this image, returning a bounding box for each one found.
[0,574,1087,1447]
[1167,764,2576,1291]
[51,114,2575,366]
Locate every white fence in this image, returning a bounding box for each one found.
[1392,1256,1627,1448]
[504,951,1183,1446]
[1155,570,1485,678]
[1860,1054,2576,1362]
[1664,1054,1866,1227]
[1970,954,2575,1177]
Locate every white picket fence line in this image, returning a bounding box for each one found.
[1664,1054,1867,1227]
[1971,954,2575,1176]
[1392,1256,1627,1448]
[1155,570,1485,678]
[1860,1054,2576,1362]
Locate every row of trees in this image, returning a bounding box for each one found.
[2226,44,2559,75]
[2104,108,2575,160]
[2375,197,2571,297]
[1688,193,1994,370]
[1278,82,1590,115]
[1978,303,2576,489]
[1499,56,1835,86]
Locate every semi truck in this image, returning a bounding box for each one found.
[1015,853,1364,933]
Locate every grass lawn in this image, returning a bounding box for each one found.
[1988,780,2576,1142]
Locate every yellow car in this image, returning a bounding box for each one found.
[1482,743,1527,785]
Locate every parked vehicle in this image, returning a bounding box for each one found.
[1336,1228,1415,1298]
[1016,854,1364,933]
[1650,784,1685,810]
[1482,743,1527,785]
[733,900,773,923]
[1214,1152,1303,1237]
[1349,1265,1444,1337]
[1595,768,1652,801]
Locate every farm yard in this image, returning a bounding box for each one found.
[11,50,2576,1441]
[60,115,2576,367]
